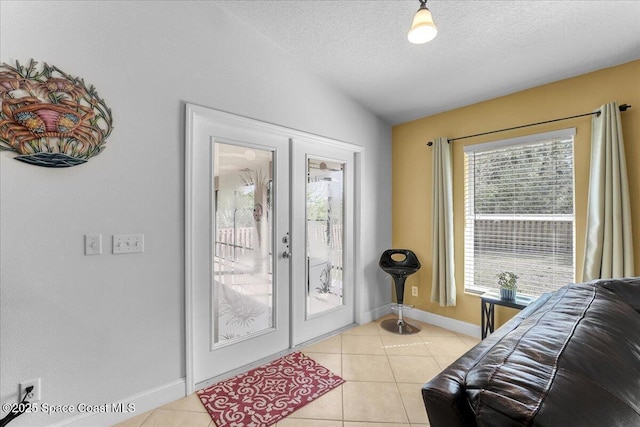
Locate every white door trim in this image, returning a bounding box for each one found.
[185,103,364,394]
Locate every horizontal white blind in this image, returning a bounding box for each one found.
[464,130,575,297]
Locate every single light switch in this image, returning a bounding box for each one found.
[85,234,102,255]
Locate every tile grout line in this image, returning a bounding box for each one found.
[380,319,416,425]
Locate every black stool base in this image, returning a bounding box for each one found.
[380,318,421,335]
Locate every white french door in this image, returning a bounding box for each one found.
[187,106,291,387]
[291,137,355,345]
[186,105,358,391]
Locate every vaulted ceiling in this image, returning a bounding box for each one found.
[220,1,640,125]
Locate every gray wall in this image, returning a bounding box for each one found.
[0,1,392,425]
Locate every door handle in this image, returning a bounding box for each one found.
[282,251,291,259]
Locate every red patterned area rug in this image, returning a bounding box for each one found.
[197,351,345,427]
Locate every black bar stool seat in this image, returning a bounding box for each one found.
[379,249,421,334]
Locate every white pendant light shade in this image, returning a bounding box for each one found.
[408,4,438,44]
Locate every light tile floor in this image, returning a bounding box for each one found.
[114,315,480,426]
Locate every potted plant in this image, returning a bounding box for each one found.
[497,271,518,301]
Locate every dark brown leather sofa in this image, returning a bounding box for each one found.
[422,277,640,427]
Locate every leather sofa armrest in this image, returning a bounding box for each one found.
[422,368,475,426]
[422,292,554,427]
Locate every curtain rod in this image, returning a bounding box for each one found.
[426,103,631,146]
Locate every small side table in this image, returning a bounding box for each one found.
[480,291,536,339]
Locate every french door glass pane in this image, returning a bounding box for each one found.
[213,142,273,346]
[306,158,345,317]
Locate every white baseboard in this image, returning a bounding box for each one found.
[408,307,481,338]
[363,304,481,338]
[48,378,186,427]
[361,303,393,324]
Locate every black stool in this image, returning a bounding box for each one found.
[379,249,421,334]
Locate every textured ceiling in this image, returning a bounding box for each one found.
[219,1,640,125]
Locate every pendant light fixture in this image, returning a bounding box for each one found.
[408,0,438,44]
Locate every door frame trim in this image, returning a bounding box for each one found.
[184,103,364,394]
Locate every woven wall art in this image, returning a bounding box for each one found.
[0,59,113,168]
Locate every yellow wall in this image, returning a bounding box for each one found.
[392,60,640,327]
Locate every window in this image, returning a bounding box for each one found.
[464,128,575,297]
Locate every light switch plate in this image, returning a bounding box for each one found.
[85,234,102,255]
[113,234,144,254]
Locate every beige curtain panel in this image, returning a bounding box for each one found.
[582,101,635,281]
[431,137,456,306]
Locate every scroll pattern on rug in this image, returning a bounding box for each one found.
[197,351,344,427]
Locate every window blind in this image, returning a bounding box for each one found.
[464,128,576,297]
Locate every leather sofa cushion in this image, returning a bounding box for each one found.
[596,276,640,313]
[464,282,640,426]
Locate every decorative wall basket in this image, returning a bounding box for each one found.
[0,59,113,167]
